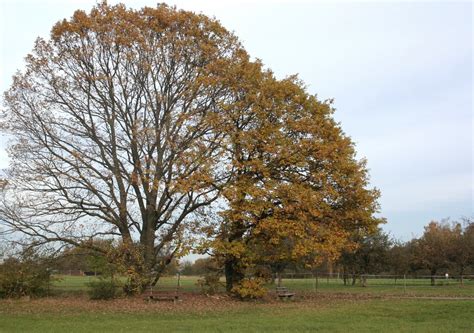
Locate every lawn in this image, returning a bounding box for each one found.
[50,274,201,295]
[8,274,466,332]
[50,274,474,297]
[0,297,472,332]
[279,276,474,297]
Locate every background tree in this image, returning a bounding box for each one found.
[53,246,96,274]
[0,3,253,289]
[387,240,414,277]
[179,258,214,276]
[52,239,115,275]
[338,229,391,286]
[412,220,459,285]
[450,218,474,282]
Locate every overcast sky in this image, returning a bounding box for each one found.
[0,0,472,241]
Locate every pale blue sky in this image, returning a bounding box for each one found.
[0,0,472,241]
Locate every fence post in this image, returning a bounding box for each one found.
[177,272,181,300]
[316,272,319,293]
[403,274,406,294]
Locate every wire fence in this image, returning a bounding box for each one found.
[43,272,474,298]
[273,272,474,296]
[46,273,202,297]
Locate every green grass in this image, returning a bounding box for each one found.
[52,275,100,290]
[3,276,473,332]
[50,275,474,297]
[51,275,203,293]
[0,299,472,332]
[279,277,474,297]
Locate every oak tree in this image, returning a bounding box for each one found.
[205,75,382,291]
[0,3,250,288]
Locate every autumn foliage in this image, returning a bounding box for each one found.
[0,2,382,294]
[205,75,381,291]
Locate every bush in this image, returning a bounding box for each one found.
[231,277,267,300]
[87,279,119,300]
[0,256,52,298]
[197,273,222,295]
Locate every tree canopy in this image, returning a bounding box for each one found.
[205,76,381,290]
[0,2,382,292]
[410,219,474,284]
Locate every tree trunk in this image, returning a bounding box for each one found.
[140,209,158,272]
[224,258,243,292]
[327,260,333,276]
[223,212,246,293]
[342,266,347,286]
[430,268,437,286]
[225,260,233,292]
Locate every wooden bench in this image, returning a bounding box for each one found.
[276,286,295,300]
[144,287,180,302]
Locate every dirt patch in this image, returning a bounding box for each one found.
[0,293,234,315]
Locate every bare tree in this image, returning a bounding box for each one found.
[0,3,248,285]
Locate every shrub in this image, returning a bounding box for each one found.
[87,279,119,300]
[0,255,52,298]
[122,278,146,296]
[197,273,222,295]
[231,277,267,300]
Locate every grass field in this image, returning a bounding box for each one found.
[0,297,472,332]
[279,276,474,297]
[50,275,201,294]
[1,275,471,332]
[50,274,474,297]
